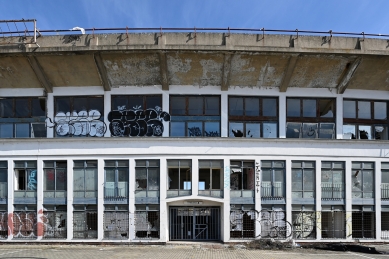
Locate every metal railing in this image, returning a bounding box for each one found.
[381,183,389,199]
[321,183,344,199]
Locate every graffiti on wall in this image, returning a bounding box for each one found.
[224,166,230,189]
[13,211,37,239]
[46,110,106,137]
[0,212,8,239]
[41,212,67,238]
[108,106,170,137]
[255,162,260,193]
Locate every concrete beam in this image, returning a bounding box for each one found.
[221,53,232,91]
[279,55,298,92]
[26,55,53,93]
[158,52,169,91]
[337,57,362,94]
[93,53,111,91]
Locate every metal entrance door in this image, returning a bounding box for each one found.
[169,207,220,240]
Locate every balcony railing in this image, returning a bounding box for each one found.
[381,183,389,199]
[261,182,283,198]
[104,187,127,199]
[321,183,344,199]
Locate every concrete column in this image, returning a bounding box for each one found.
[7,159,13,240]
[222,158,230,242]
[191,159,198,197]
[375,162,382,240]
[285,159,292,225]
[336,95,343,139]
[345,160,352,240]
[47,93,54,138]
[104,91,111,137]
[221,92,228,137]
[254,159,261,239]
[66,158,74,240]
[128,158,136,241]
[162,90,170,137]
[315,159,322,240]
[36,159,44,240]
[279,95,286,138]
[97,159,104,240]
[159,158,168,242]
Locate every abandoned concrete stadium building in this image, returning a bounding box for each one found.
[0,23,389,242]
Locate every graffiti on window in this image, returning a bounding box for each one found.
[13,211,37,239]
[46,110,106,137]
[108,106,170,137]
[28,170,37,191]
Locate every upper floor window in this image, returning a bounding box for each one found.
[14,161,37,198]
[0,97,46,138]
[292,161,315,199]
[321,161,344,199]
[167,160,191,197]
[135,160,159,198]
[73,160,97,198]
[261,161,285,199]
[230,160,255,198]
[170,95,220,137]
[54,96,104,137]
[352,162,374,199]
[104,160,129,199]
[229,96,278,138]
[286,98,335,139]
[0,161,7,200]
[43,161,67,199]
[199,160,223,198]
[343,100,388,140]
[381,163,389,199]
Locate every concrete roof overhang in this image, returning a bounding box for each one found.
[0,32,389,94]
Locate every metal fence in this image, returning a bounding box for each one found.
[352,211,375,239]
[73,211,98,239]
[104,211,129,239]
[42,211,67,239]
[0,211,7,239]
[13,211,37,239]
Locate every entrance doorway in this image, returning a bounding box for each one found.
[169,207,220,240]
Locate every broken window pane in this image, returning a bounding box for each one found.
[358,125,372,139]
[229,122,244,137]
[343,100,356,118]
[230,160,255,198]
[245,123,260,138]
[319,99,334,118]
[343,125,356,139]
[286,122,301,138]
[358,101,371,119]
[375,126,388,140]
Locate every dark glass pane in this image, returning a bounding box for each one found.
[0,124,13,138]
[170,97,186,115]
[56,169,67,190]
[148,168,159,190]
[303,99,316,117]
[287,99,300,117]
[0,169,6,182]
[374,102,387,120]
[128,96,143,110]
[229,97,243,116]
[245,97,259,116]
[32,123,46,138]
[112,96,128,110]
[118,169,128,182]
[146,96,162,110]
[73,97,88,112]
[188,97,203,115]
[89,97,104,114]
[0,99,13,118]
[15,99,30,117]
[15,123,30,138]
[343,100,356,118]
[319,99,334,118]
[170,122,185,136]
[204,122,220,137]
[55,97,70,113]
[31,98,46,117]
[204,96,219,115]
[27,169,37,191]
[187,122,203,137]
[44,169,55,190]
[263,98,277,117]
[358,101,371,119]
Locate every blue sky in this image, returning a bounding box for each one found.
[1,1,389,36]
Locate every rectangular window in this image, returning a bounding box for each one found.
[43,161,67,199]
[352,162,374,199]
[321,161,344,199]
[343,99,388,140]
[230,204,256,239]
[135,160,159,198]
[0,161,7,200]
[167,160,191,197]
[321,206,345,239]
[13,205,37,239]
[104,205,129,240]
[42,205,67,239]
[73,161,97,198]
[286,98,335,139]
[170,95,220,137]
[73,205,97,239]
[14,161,37,198]
[352,206,375,239]
[292,161,315,199]
[54,96,104,137]
[0,97,46,138]
[134,204,160,239]
[104,160,129,199]
[292,205,316,239]
[260,205,291,239]
[229,96,278,138]
[230,160,255,198]
[382,163,389,199]
[198,160,223,198]
[261,161,285,199]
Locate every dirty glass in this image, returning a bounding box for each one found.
[56,169,66,190]
[170,97,186,115]
[303,99,316,117]
[263,98,277,117]
[287,99,300,117]
[85,168,97,191]
[302,123,317,138]
[170,122,185,137]
[204,122,220,137]
[128,96,143,109]
[358,101,371,119]
[0,99,13,117]
[245,123,260,138]
[245,98,259,116]
[187,122,202,136]
[44,169,55,190]
[263,122,277,138]
[146,96,161,110]
[343,100,356,118]
[319,99,334,118]
[73,169,85,191]
[286,122,301,138]
[15,99,30,117]
[0,124,13,138]
[319,123,335,139]
[374,102,387,120]
[229,97,243,116]
[112,96,128,110]
[188,97,203,115]
[148,168,159,190]
[205,96,219,115]
[56,97,70,113]
[74,97,88,111]
[136,168,147,189]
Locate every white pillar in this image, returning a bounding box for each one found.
[128,158,136,241]
[221,92,228,137]
[47,93,54,138]
[66,158,74,240]
[36,158,43,240]
[191,159,198,197]
[7,159,13,240]
[104,91,111,137]
[279,95,286,138]
[315,159,322,240]
[375,162,382,240]
[254,159,261,239]
[97,159,104,240]
[336,95,343,139]
[159,159,168,242]
[162,91,170,137]
[222,158,230,242]
[285,159,292,225]
[345,160,352,240]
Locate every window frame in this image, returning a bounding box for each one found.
[73,160,98,199]
[14,161,37,197]
[198,160,223,198]
[261,161,286,199]
[104,160,129,199]
[321,161,345,199]
[230,160,255,198]
[43,161,67,199]
[352,162,374,199]
[292,161,315,199]
[0,161,7,200]
[135,159,160,198]
[167,160,192,198]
